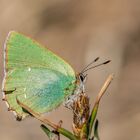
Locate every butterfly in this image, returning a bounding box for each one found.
[2,31,110,121]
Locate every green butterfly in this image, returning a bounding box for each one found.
[2,31,110,120]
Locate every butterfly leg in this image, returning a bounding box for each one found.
[64,94,78,109]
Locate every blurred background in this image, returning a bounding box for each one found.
[0,0,140,140]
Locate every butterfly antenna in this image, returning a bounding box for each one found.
[82,60,111,74]
[81,57,100,73]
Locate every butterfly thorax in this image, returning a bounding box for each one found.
[64,73,87,108]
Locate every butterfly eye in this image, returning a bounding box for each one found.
[79,74,85,82]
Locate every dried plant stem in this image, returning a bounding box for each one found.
[17,100,78,140]
[17,100,57,128]
[96,74,114,104]
[88,74,114,137]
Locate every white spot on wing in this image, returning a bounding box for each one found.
[23,88,27,99]
[28,67,31,72]
[24,94,27,99]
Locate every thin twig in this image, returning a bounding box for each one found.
[17,99,58,129]
[17,99,78,140]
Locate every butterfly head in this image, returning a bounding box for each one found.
[74,73,87,94]
[76,57,111,93]
[78,73,87,84]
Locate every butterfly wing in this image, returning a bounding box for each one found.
[3,31,76,119]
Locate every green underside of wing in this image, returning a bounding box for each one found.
[5,68,76,119]
[3,31,76,119]
[6,31,75,76]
